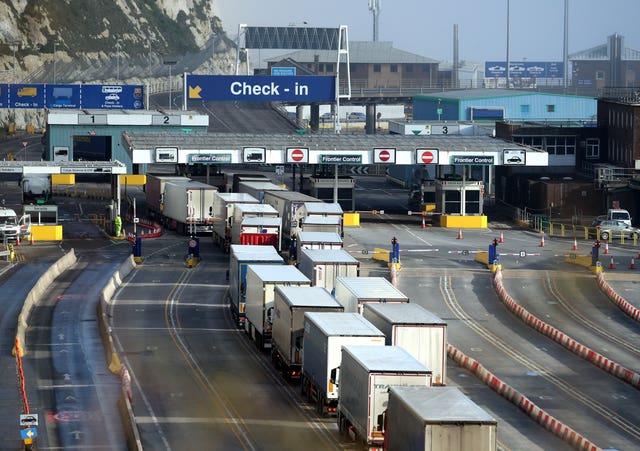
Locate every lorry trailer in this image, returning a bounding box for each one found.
[333,277,409,314]
[271,286,343,379]
[301,312,385,416]
[262,190,321,243]
[363,303,447,385]
[212,192,259,249]
[337,345,432,449]
[297,248,360,293]
[386,386,497,451]
[244,264,310,350]
[228,245,284,327]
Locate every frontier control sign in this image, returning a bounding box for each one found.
[451,155,495,165]
[319,154,362,164]
[187,75,336,102]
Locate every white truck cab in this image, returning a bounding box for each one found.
[0,207,31,242]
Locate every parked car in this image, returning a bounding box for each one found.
[320,112,335,120]
[593,219,640,240]
[347,112,366,120]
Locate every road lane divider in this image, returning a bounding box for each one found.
[97,254,142,451]
[447,344,600,451]
[13,249,77,357]
[493,267,640,389]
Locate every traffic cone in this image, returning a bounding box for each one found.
[572,237,578,250]
[609,256,615,269]
[15,235,20,246]
[499,231,504,243]
[421,217,426,229]
[604,241,610,254]
[631,257,636,270]
[30,234,34,245]
[539,233,545,247]
[456,228,463,240]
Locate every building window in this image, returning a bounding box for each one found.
[546,104,556,113]
[545,136,576,156]
[405,64,413,73]
[373,64,381,73]
[585,138,600,159]
[325,63,334,72]
[520,104,530,113]
[390,64,398,73]
[595,70,605,80]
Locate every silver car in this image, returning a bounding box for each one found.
[595,219,639,240]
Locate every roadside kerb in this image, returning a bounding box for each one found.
[596,272,640,323]
[12,249,77,357]
[493,267,640,389]
[448,344,601,450]
[96,254,142,451]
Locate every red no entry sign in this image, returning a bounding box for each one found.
[287,147,308,163]
[419,149,437,164]
[378,150,390,161]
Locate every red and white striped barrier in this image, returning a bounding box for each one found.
[493,268,640,389]
[120,365,132,402]
[125,217,163,242]
[447,344,600,451]
[596,271,640,323]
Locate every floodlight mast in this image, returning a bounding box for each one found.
[368,0,381,42]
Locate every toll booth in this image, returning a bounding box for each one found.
[308,176,355,211]
[435,179,484,215]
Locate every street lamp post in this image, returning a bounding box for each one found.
[163,58,177,110]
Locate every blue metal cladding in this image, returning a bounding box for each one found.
[458,93,596,121]
[413,92,596,121]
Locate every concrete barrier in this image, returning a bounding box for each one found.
[96,254,142,451]
[596,272,640,323]
[448,344,600,451]
[98,255,136,373]
[13,249,77,357]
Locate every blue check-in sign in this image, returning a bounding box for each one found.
[187,75,336,102]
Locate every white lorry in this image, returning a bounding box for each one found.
[262,190,321,243]
[228,245,284,328]
[145,175,217,235]
[244,264,310,350]
[211,192,259,249]
[301,312,385,416]
[0,207,31,242]
[333,276,409,314]
[297,248,360,293]
[386,386,497,451]
[21,174,51,201]
[363,303,447,386]
[271,286,343,379]
[337,345,432,449]
[231,203,281,249]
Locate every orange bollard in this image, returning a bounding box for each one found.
[421,217,426,229]
[456,228,463,240]
[631,257,636,270]
[499,231,504,243]
[572,237,578,250]
[604,241,609,254]
[609,256,615,269]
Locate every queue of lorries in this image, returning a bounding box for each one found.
[144,171,497,450]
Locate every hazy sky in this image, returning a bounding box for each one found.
[215,0,640,64]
